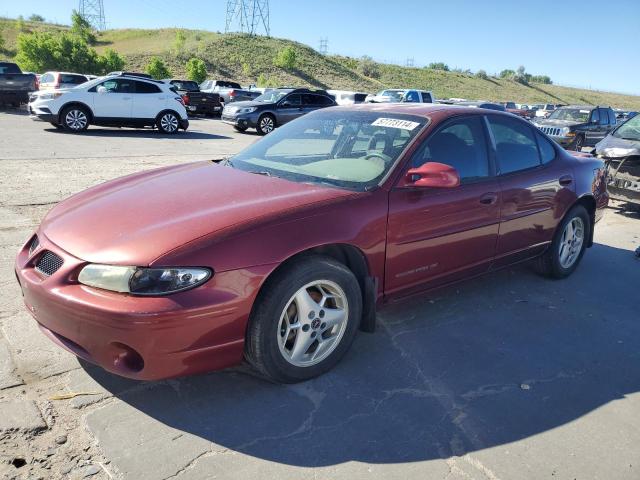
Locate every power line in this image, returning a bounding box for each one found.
[78,0,106,31]
[225,0,270,36]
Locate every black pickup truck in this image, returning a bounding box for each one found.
[165,79,222,116]
[0,62,38,106]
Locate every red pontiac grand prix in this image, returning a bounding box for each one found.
[15,104,609,383]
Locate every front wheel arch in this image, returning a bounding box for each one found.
[57,102,94,124]
[155,109,183,133]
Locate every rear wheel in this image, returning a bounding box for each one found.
[157,111,180,134]
[534,205,590,278]
[571,134,585,151]
[61,106,89,132]
[245,255,362,383]
[256,114,275,135]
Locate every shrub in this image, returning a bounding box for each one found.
[98,49,125,74]
[173,30,186,55]
[359,55,380,79]
[427,62,449,71]
[71,10,96,44]
[16,16,26,33]
[185,57,207,83]
[146,57,171,79]
[0,29,4,52]
[499,69,515,79]
[16,31,99,73]
[242,62,252,77]
[475,69,489,80]
[29,14,45,22]
[531,75,552,85]
[273,46,297,70]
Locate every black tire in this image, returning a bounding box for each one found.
[256,114,276,135]
[233,125,248,132]
[245,255,362,383]
[534,205,590,279]
[60,105,90,132]
[156,111,180,134]
[571,134,585,151]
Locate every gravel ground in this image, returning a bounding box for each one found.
[1,107,639,480]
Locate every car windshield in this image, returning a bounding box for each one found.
[548,108,590,122]
[254,90,291,103]
[171,81,199,91]
[378,90,405,101]
[613,115,640,141]
[229,110,427,191]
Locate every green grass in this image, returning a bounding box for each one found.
[2,18,639,109]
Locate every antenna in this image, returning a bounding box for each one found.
[225,0,270,36]
[78,0,106,31]
[319,37,328,55]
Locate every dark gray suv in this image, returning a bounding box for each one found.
[221,88,337,135]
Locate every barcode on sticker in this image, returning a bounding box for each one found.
[371,118,420,130]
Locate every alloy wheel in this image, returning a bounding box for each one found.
[277,280,349,367]
[558,217,584,268]
[65,109,87,130]
[260,116,274,133]
[160,113,178,133]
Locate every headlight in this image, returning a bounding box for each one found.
[560,127,570,136]
[78,264,212,295]
[238,107,257,114]
[38,92,64,100]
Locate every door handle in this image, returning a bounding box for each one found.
[479,192,498,205]
[559,175,573,186]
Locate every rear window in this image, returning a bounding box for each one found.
[170,81,199,91]
[0,63,22,74]
[60,74,88,84]
[218,81,241,88]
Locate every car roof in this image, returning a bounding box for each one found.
[43,71,86,76]
[329,102,511,118]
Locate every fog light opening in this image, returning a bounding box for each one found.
[111,342,144,373]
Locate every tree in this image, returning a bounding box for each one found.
[146,57,171,79]
[427,62,449,71]
[359,55,380,79]
[16,16,26,32]
[29,14,45,22]
[15,31,100,73]
[98,49,125,74]
[531,75,552,85]
[499,69,515,79]
[71,10,96,45]
[185,58,207,83]
[475,69,489,80]
[173,29,186,56]
[273,46,297,70]
[0,29,5,52]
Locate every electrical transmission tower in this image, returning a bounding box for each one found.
[78,0,106,31]
[405,57,414,67]
[225,0,270,36]
[319,37,328,55]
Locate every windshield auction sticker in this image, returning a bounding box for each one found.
[372,118,420,130]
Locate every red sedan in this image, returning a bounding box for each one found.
[15,104,609,383]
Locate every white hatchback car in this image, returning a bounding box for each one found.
[28,74,189,134]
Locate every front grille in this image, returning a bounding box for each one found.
[29,236,40,255]
[35,251,64,276]
[538,126,561,136]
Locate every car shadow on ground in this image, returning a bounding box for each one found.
[42,127,231,140]
[0,106,29,116]
[83,241,639,466]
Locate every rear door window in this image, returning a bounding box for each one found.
[535,131,556,164]
[134,81,161,94]
[487,116,541,174]
[283,94,302,106]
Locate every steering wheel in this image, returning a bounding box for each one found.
[364,151,393,164]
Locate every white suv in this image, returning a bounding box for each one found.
[28,74,189,134]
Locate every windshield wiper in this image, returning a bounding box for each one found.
[247,170,275,177]
[218,156,234,167]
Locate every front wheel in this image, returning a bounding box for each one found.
[245,255,362,383]
[61,106,89,132]
[571,134,585,151]
[233,125,248,132]
[534,205,590,278]
[157,111,180,134]
[256,114,275,135]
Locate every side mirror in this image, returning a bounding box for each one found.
[97,86,108,94]
[405,162,460,188]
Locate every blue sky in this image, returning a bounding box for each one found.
[2,0,639,95]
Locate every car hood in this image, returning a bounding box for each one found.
[534,119,583,128]
[595,134,640,158]
[40,162,355,265]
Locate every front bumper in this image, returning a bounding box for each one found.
[14,232,269,380]
[221,112,258,129]
[28,101,58,123]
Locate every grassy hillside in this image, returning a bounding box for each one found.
[2,18,640,109]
